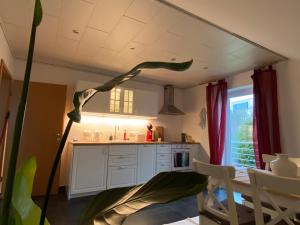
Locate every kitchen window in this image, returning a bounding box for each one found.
[109,88,121,113]
[223,86,255,168]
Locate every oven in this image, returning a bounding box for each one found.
[172,144,192,171]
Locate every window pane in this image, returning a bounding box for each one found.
[124,102,128,113]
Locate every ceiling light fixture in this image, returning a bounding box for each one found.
[203,66,208,70]
[171,58,176,61]
[72,29,79,34]
[130,47,135,50]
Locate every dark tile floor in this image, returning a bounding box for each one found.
[33,189,242,225]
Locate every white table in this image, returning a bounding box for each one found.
[233,168,300,209]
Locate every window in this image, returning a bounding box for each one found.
[123,89,133,114]
[109,88,121,113]
[223,87,255,168]
[109,88,134,114]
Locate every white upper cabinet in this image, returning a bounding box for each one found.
[133,89,158,117]
[76,80,110,114]
[76,80,159,117]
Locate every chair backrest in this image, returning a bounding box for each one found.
[248,168,300,225]
[193,159,239,225]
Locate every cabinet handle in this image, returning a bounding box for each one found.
[118,166,126,170]
[160,164,165,166]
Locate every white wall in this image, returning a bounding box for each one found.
[0,20,14,74]
[275,59,300,157]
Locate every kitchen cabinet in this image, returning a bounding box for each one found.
[68,145,108,199]
[137,145,156,184]
[76,80,110,114]
[156,144,172,174]
[107,145,137,188]
[67,143,201,199]
[134,89,159,117]
[76,80,159,117]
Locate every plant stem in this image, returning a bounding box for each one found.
[0,9,38,225]
[39,119,73,225]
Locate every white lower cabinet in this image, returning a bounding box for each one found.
[137,145,156,184]
[107,145,138,189]
[68,145,108,199]
[107,165,137,188]
[68,143,200,199]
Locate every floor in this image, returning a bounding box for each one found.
[33,189,242,225]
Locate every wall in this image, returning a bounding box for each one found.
[13,59,184,185]
[275,59,300,157]
[0,19,14,75]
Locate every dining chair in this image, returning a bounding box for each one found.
[248,168,300,225]
[193,159,263,225]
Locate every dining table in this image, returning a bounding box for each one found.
[232,167,300,210]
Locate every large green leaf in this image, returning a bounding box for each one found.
[11,157,50,225]
[68,60,193,122]
[78,171,207,225]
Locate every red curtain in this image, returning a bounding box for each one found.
[252,66,282,169]
[206,80,227,165]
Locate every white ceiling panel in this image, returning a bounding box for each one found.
[76,27,108,57]
[41,0,61,17]
[0,0,285,87]
[103,16,144,51]
[88,0,133,33]
[59,0,94,41]
[0,0,32,28]
[125,0,161,23]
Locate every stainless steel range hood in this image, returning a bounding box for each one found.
[159,85,184,115]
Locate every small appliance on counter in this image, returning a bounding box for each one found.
[146,123,153,141]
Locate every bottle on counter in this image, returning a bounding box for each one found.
[123,130,127,141]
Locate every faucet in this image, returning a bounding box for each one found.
[114,125,119,140]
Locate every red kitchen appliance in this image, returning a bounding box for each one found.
[146,123,153,141]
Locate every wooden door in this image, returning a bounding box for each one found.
[13,81,67,196]
[0,60,12,185]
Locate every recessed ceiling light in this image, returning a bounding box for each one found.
[203,66,208,70]
[171,58,176,61]
[72,29,79,34]
[130,47,135,50]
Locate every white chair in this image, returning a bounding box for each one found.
[248,168,300,225]
[193,159,261,225]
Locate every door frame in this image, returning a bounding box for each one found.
[0,59,12,195]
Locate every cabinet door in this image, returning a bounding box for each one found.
[107,165,137,189]
[70,145,108,194]
[134,89,158,117]
[76,80,109,113]
[137,145,156,184]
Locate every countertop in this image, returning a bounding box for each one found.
[71,141,200,145]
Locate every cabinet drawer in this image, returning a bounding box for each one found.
[109,145,137,156]
[108,155,137,166]
[157,153,171,162]
[156,163,171,173]
[157,145,171,154]
[107,165,137,189]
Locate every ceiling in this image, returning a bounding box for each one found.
[0,0,286,87]
[164,0,300,61]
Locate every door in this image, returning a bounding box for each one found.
[70,145,108,195]
[107,165,137,189]
[137,145,156,184]
[0,60,12,190]
[14,81,67,196]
